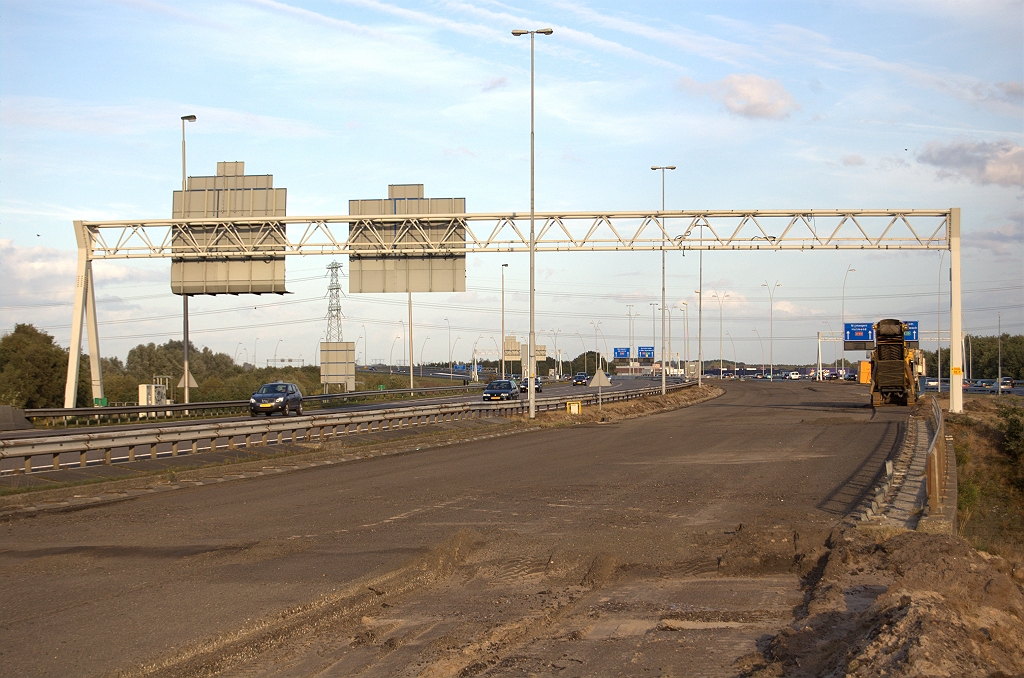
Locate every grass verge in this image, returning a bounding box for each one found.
[945,394,1024,560]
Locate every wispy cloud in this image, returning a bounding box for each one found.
[1,96,328,138]
[843,155,866,166]
[963,213,1024,258]
[917,140,1024,187]
[678,74,799,120]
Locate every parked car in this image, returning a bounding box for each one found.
[249,382,304,416]
[519,377,542,393]
[572,372,589,385]
[844,373,858,382]
[483,379,520,401]
[787,371,801,380]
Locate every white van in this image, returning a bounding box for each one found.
[788,371,801,380]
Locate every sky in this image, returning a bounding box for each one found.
[1,0,1022,370]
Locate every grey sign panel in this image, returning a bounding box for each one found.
[348,185,466,294]
[320,341,356,392]
[844,341,875,351]
[171,162,288,295]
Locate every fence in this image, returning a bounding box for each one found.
[2,382,694,475]
[920,394,957,532]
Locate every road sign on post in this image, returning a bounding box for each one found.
[903,320,919,347]
[844,323,875,351]
[638,346,654,360]
[613,347,630,359]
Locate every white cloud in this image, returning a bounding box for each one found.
[843,155,866,166]
[963,213,1024,257]
[1,96,328,139]
[917,140,1024,187]
[678,74,799,120]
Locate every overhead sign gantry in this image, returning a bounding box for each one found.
[63,207,965,413]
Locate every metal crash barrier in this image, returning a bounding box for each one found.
[2,382,694,475]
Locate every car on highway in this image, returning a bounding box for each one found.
[990,377,1016,391]
[788,371,801,380]
[572,372,589,385]
[249,382,304,416]
[844,373,858,382]
[483,380,520,401]
[518,376,542,393]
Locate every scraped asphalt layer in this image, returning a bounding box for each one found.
[0,380,906,677]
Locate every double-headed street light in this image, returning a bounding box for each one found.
[841,265,856,373]
[501,263,508,378]
[762,281,782,379]
[651,165,675,394]
[512,26,553,419]
[711,292,728,378]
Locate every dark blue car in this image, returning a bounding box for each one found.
[249,382,304,416]
[483,380,520,401]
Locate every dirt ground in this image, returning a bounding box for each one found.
[741,528,1024,678]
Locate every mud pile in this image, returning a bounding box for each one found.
[742,529,1024,677]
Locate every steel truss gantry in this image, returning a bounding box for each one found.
[64,208,964,412]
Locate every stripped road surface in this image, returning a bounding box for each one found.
[0,380,906,677]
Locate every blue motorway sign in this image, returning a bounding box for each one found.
[903,321,919,342]
[638,346,655,359]
[613,347,630,359]
[844,323,874,342]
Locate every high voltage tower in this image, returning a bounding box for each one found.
[326,260,344,342]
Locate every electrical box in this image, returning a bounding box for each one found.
[139,383,167,406]
[858,361,872,385]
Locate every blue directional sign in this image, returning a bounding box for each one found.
[903,321,919,342]
[613,347,630,359]
[638,346,655,359]
[844,323,874,342]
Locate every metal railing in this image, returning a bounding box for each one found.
[2,382,695,475]
[922,394,954,516]
[24,384,486,428]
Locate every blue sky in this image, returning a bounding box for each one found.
[1,0,1022,368]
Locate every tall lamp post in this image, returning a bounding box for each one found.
[762,281,782,379]
[753,328,765,377]
[575,331,587,374]
[180,114,196,404]
[937,251,946,393]
[652,165,675,394]
[419,336,430,377]
[841,265,855,374]
[511,26,553,419]
[501,263,508,378]
[444,317,452,379]
[711,292,728,378]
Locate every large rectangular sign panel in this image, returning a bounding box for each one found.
[638,346,655,360]
[348,184,466,293]
[613,347,630,359]
[320,341,356,392]
[904,321,919,341]
[844,322,875,351]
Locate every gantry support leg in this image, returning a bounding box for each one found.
[949,208,963,414]
[64,222,89,408]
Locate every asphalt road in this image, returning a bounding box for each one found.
[0,380,907,677]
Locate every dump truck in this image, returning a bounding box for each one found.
[870,318,926,406]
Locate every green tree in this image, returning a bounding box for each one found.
[0,324,90,408]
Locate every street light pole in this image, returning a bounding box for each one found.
[575,331,587,374]
[841,265,855,373]
[711,292,728,378]
[762,281,781,379]
[180,114,196,404]
[444,317,452,380]
[512,27,552,419]
[696,221,705,386]
[419,336,430,377]
[937,251,946,393]
[753,328,764,376]
[652,165,675,394]
[501,263,508,378]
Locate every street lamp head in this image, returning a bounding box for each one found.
[511,29,528,35]
[666,166,676,170]
[537,27,553,34]
[502,263,508,268]
[181,115,196,122]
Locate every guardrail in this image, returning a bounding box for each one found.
[920,394,957,532]
[2,382,693,475]
[24,384,486,428]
